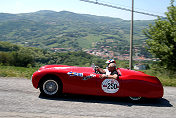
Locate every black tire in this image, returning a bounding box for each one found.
[39,76,62,97]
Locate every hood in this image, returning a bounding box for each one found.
[38,65,94,73]
[39,65,73,70]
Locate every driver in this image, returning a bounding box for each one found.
[96,59,116,74]
[96,59,118,79]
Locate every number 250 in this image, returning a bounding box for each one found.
[107,83,117,89]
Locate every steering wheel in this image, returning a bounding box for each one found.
[91,63,100,74]
[94,66,99,74]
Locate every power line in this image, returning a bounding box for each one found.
[80,0,164,18]
[100,0,164,16]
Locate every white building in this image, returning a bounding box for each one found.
[134,64,146,70]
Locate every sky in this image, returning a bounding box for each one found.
[0,0,174,20]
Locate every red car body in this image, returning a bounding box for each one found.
[31,65,163,99]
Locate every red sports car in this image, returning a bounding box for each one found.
[31,65,163,101]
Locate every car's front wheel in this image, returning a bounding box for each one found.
[40,77,62,97]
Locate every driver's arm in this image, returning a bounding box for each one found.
[96,67,106,74]
[100,74,118,79]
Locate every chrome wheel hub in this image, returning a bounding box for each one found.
[43,80,58,95]
[129,97,141,101]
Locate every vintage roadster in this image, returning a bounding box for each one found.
[31,64,163,100]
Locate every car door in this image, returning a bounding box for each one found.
[65,68,98,95]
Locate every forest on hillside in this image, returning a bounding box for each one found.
[0,41,105,67]
[0,10,153,57]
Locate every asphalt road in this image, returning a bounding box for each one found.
[0,77,176,118]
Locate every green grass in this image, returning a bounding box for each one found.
[0,66,38,79]
[77,34,104,48]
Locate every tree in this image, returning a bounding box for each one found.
[11,48,35,67]
[143,0,176,70]
[0,52,12,65]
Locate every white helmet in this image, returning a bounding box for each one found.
[105,59,116,64]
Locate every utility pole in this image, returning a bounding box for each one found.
[129,0,134,70]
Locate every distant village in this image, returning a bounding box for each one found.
[84,48,154,61]
[50,46,155,61]
[50,46,160,70]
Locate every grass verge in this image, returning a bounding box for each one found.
[0,66,38,79]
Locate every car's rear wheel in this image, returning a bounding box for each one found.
[40,77,62,97]
[129,97,141,101]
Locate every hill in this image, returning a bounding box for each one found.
[0,10,153,57]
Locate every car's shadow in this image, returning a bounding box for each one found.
[39,93,173,107]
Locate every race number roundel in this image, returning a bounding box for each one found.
[102,79,120,93]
